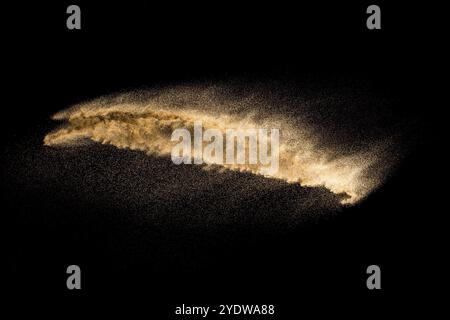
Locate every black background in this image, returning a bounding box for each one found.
[4,1,442,318]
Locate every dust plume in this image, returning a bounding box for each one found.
[43,85,397,205]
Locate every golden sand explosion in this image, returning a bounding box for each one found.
[44,87,393,204]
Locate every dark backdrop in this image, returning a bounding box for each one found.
[4,1,441,318]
